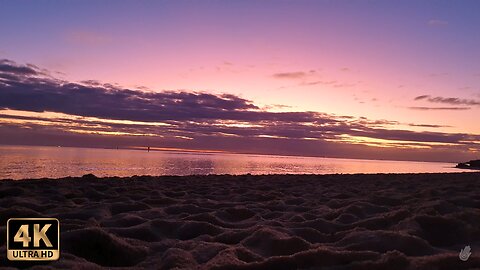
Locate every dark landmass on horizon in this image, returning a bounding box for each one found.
[456,160,480,170]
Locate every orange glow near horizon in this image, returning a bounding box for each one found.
[328,135,463,149]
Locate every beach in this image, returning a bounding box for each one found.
[1,173,480,269]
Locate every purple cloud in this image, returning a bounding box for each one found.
[1,59,479,161]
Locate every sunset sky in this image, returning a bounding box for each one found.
[1,0,480,162]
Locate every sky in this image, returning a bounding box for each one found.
[0,0,480,162]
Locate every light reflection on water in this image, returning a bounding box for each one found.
[0,145,463,179]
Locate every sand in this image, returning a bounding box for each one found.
[1,173,480,269]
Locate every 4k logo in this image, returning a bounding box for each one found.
[7,218,60,261]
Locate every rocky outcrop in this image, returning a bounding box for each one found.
[456,160,480,170]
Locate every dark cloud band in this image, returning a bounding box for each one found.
[1,59,479,159]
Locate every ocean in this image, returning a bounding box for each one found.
[0,145,461,179]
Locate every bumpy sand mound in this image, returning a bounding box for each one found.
[1,173,480,269]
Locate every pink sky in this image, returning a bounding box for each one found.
[0,1,479,161]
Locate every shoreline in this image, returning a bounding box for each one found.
[1,173,480,269]
[1,171,476,182]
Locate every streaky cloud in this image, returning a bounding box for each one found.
[409,106,471,111]
[273,71,309,79]
[414,95,430,101]
[414,94,480,106]
[1,58,479,161]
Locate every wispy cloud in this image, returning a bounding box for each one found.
[414,95,430,101]
[300,80,336,86]
[299,80,356,88]
[272,71,310,79]
[262,104,293,110]
[408,123,451,128]
[274,70,355,89]
[414,95,480,106]
[408,106,471,111]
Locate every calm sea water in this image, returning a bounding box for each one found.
[0,145,463,179]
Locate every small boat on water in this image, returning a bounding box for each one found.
[456,160,480,170]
